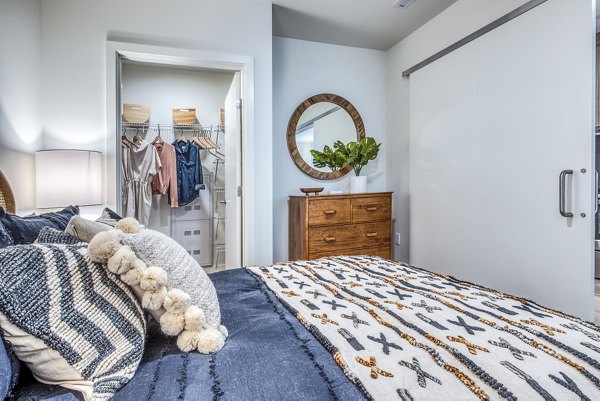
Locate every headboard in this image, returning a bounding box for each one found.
[0,170,15,213]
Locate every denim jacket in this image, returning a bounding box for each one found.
[173,140,205,206]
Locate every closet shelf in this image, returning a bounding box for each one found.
[122,121,150,128]
[122,123,224,131]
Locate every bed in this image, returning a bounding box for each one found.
[9,254,600,401]
[2,174,599,401]
[10,267,365,401]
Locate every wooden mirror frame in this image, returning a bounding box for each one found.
[287,93,365,180]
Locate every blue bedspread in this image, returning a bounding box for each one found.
[10,268,365,401]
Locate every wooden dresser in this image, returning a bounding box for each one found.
[288,192,392,260]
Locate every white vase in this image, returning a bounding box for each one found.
[349,175,367,193]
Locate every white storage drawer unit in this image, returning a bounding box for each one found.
[172,219,213,266]
[171,172,213,267]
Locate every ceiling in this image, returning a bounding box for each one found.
[272,0,458,51]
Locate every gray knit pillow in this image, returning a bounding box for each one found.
[87,219,226,354]
[36,226,82,245]
[0,243,146,401]
[121,229,222,326]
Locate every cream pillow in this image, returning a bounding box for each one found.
[64,216,112,242]
[88,218,227,354]
[64,208,124,243]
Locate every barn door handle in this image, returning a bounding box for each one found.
[595,170,598,215]
[559,169,573,217]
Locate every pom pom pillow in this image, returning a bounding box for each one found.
[88,218,227,354]
[0,242,146,401]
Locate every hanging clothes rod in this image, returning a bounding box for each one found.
[122,123,222,149]
[122,122,224,131]
[402,0,548,77]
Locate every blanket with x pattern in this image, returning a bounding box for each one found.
[247,256,600,401]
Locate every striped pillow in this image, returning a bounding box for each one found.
[0,242,146,401]
[36,226,82,245]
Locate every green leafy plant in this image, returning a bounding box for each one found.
[310,143,347,171]
[336,137,381,176]
[310,137,381,175]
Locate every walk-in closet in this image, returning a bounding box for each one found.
[118,60,242,271]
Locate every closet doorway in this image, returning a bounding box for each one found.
[115,56,243,272]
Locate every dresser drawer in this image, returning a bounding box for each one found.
[288,192,393,261]
[308,221,390,253]
[352,196,391,223]
[308,198,351,226]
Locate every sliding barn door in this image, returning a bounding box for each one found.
[410,0,595,318]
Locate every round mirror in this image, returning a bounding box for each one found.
[287,93,365,180]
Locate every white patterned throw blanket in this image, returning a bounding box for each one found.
[248,256,600,401]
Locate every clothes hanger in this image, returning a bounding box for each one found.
[191,129,207,149]
[176,128,187,142]
[201,129,219,149]
[151,126,163,145]
[204,136,219,149]
[132,127,143,145]
[121,128,135,149]
[121,132,130,149]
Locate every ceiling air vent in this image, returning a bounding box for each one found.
[392,0,416,8]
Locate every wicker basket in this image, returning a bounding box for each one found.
[0,169,15,213]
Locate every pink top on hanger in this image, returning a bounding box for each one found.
[151,141,179,208]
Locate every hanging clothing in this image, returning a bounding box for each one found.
[151,141,178,208]
[173,140,205,207]
[122,140,161,226]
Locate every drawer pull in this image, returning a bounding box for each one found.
[323,210,337,215]
[366,206,378,211]
[366,232,378,238]
[324,236,337,242]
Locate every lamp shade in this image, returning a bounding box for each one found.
[36,150,102,208]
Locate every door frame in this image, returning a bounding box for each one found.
[106,41,251,266]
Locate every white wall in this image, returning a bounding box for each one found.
[122,64,234,126]
[272,37,386,262]
[38,0,273,265]
[385,0,529,262]
[0,0,42,212]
